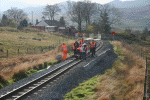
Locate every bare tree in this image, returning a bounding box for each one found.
[67,1,85,33]
[82,0,97,28]
[42,4,61,21]
[4,7,27,24]
[98,4,122,34]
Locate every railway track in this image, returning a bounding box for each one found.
[0,41,103,100]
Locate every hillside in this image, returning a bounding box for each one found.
[0,0,150,30]
[113,4,150,30]
[0,27,70,60]
[109,0,150,8]
[0,27,74,88]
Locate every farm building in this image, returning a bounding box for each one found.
[31,16,66,32]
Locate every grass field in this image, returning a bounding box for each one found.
[0,27,75,88]
[0,27,70,60]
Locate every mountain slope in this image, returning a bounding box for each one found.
[109,0,150,8]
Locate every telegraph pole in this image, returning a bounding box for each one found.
[32,11,33,25]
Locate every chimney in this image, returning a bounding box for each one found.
[42,16,45,22]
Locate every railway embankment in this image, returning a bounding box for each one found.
[64,40,145,100]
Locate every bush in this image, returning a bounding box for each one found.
[0,74,8,86]
[48,61,58,65]
[32,38,36,40]
[38,64,44,70]
[44,62,48,68]
[12,70,28,82]
[26,68,37,75]
[37,39,41,41]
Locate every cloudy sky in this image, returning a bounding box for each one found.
[0,0,135,11]
[2,0,134,5]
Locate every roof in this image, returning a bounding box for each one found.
[45,20,65,27]
[58,27,66,29]
[46,26,57,27]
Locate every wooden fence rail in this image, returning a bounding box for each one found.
[5,44,59,59]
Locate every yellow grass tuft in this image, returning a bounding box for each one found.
[125,84,144,100]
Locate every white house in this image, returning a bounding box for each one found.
[33,16,66,32]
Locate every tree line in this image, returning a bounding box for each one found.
[40,0,122,34]
[2,0,148,36]
[66,0,122,34]
[0,5,65,30]
[0,0,121,33]
[0,7,29,29]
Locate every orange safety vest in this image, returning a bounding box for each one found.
[90,42,96,48]
[61,44,67,53]
[77,47,82,52]
[80,40,85,44]
[73,42,77,49]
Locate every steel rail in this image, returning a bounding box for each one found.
[0,40,103,100]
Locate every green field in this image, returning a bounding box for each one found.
[0,27,70,60]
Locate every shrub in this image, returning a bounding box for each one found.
[38,64,44,70]
[32,65,39,70]
[32,38,36,40]
[48,61,58,65]
[0,74,8,86]
[26,68,37,75]
[12,70,28,82]
[44,62,48,68]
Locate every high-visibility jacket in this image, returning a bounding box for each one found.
[61,44,67,53]
[73,42,79,49]
[80,40,85,44]
[90,42,96,48]
[79,44,83,47]
[77,47,82,52]
[73,42,76,49]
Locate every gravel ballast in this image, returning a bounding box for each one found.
[0,40,116,100]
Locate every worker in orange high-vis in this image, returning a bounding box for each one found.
[80,43,88,60]
[77,44,82,59]
[73,40,79,55]
[90,40,96,57]
[61,43,68,61]
[80,38,85,45]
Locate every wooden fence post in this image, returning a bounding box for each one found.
[34,48,35,54]
[7,50,8,58]
[49,46,50,51]
[18,49,19,56]
[143,57,148,100]
[27,48,28,54]
[41,47,43,53]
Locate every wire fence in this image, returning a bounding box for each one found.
[0,34,77,59]
[0,40,65,59]
[113,35,149,99]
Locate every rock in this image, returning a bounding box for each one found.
[56,55,62,61]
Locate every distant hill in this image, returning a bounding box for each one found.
[118,4,150,30]
[109,0,150,8]
[23,1,150,30]
[0,0,150,30]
